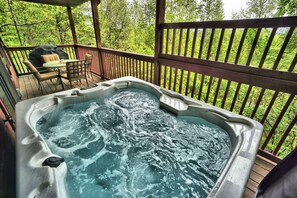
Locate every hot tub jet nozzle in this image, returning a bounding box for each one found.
[42,156,65,168]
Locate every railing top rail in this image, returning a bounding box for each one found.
[6,44,75,51]
[100,47,154,62]
[76,44,98,50]
[161,16,297,29]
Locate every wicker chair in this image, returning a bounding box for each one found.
[61,60,89,88]
[23,59,58,93]
[84,53,93,80]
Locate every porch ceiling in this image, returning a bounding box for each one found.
[17,0,89,7]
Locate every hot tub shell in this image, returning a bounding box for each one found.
[16,77,263,198]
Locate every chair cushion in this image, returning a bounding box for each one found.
[41,54,60,63]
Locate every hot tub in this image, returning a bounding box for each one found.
[16,77,263,198]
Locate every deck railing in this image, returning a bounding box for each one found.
[5,45,76,76]
[76,45,102,76]
[5,16,297,162]
[157,16,297,161]
[100,47,155,82]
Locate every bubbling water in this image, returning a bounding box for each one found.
[36,88,231,198]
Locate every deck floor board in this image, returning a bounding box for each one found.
[243,155,276,197]
[19,73,102,100]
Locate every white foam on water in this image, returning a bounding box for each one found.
[36,88,231,198]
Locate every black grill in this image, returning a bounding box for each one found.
[29,44,69,73]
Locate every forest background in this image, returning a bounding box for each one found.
[0,0,296,158]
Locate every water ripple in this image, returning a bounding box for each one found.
[36,88,231,198]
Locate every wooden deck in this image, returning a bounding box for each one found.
[15,74,277,197]
[19,73,103,100]
[243,155,277,197]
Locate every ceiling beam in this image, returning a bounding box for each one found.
[17,0,89,7]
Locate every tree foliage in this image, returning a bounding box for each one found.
[232,0,277,19]
[0,0,296,158]
[276,0,297,16]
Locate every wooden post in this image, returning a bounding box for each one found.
[67,6,79,59]
[91,0,102,47]
[90,0,104,79]
[67,6,78,44]
[154,0,166,85]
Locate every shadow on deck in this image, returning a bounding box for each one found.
[19,73,103,100]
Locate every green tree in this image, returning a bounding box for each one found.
[166,0,224,22]
[232,0,277,19]
[197,0,224,21]
[99,0,131,50]
[276,0,297,16]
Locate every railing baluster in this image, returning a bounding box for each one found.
[221,81,231,109]
[215,28,225,61]
[120,56,126,76]
[259,28,277,68]
[185,71,190,96]
[191,72,197,98]
[184,28,190,56]
[135,59,138,78]
[126,57,129,77]
[178,29,183,56]
[119,55,123,77]
[250,88,266,119]
[230,83,241,112]
[117,56,123,77]
[224,28,236,62]
[13,51,25,74]
[143,60,145,80]
[163,65,167,88]
[213,78,222,106]
[169,66,173,90]
[273,114,297,155]
[106,53,110,78]
[127,57,130,77]
[261,94,295,150]
[106,54,113,79]
[273,27,295,70]
[129,58,133,77]
[198,74,205,100]
[140,60,143,79]
[173,68,178,92]
[165,28,169,54]
[198,28,206,59]
[191,28,198,58]
[235,28,248,64]
[207,28,215,60]
[109,53,113,78]
[179,69,184,94]
[146,61,149,82]
[111,54,115,79]
[260,91,279,124]
[112,55,119,78]
[239,85,253,115]
[246,28,262,66]
[172,28,176,55]
[205,76,213,103]
[288,53,297,72]
[107,54,113,79]
[150,62,153,83]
